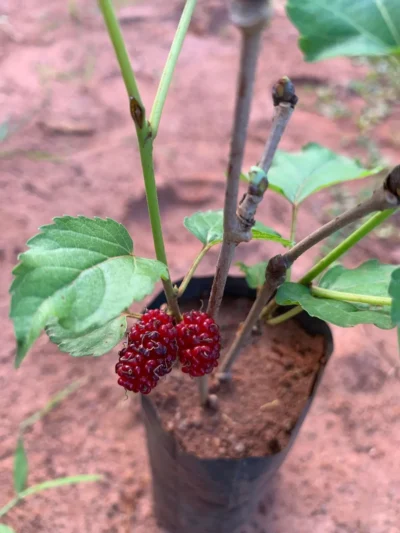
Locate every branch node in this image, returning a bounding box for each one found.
[129,97,145,129]
[384,165,400,203]
[266,254,289,286]
[230,0,272,32]
[272,76,298,108]
[217,371,232,383]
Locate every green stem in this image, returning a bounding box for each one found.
[0,475,101,518]
[150,0,198,138]
[0,497,19,519]
[98,0,142,102]
[267,305,302,325]
[138,140,182,320]
[311,286,392,306]
[177,244,214,298]
[300,209,396,285]
[286,204,298,281]
[124,312,143,319]
[99,0,181,320]
[262,209,397,321]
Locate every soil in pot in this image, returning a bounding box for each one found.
[151,295,326,460]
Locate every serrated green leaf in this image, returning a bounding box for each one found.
[184,210,290,246]
[46,316,127,357]
[320,260,397,297]
[276,283,393,328]
[184,210,224,246]
[389,268,400,325]
[0,525,16,533]
[9,216,167,367]
[14,437,28,494]
[267,144,381,205]
[287,0,400,61]
[276,261,396,329]
[237,261,268,289]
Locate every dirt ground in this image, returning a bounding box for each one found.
[1,1,400,532]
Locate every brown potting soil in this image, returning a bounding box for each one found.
[152,297,325,459]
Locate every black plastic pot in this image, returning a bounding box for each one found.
[141,276,333,533]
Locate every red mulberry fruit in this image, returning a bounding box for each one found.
[176,311,221,377]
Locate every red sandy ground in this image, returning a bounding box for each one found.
[1,1,400,532]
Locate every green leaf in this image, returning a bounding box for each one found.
[389,268,400,325]
[0,525,16,533]
[276,283,393,328]
[46,316,127,357]
[0,121,9,143]
[20,379,85,431]
[9,216,167,367]
[184,210,290,246]
[237,261,268,289]
[21,475,103,498]
[184,210,224,246]
[287,0,400,61]
[320,259,397,297]
[14,437,28,494]
[267,144,381,205]
[276,260,397,329]
[251,221,291,246]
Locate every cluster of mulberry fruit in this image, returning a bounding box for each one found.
[116,309,221,394]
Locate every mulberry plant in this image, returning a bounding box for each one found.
[9,0,400,411]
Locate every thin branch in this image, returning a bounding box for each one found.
[285,186,398,265]
[299,209,396,286]
[201,2,270,405]
[219,172,400,379]
[206,28,264,321]
[218,255,288,379]
[234,80,298,242]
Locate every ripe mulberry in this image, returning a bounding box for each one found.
[176,311,221,377]
[116,309,178,394]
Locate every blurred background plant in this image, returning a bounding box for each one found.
[0,379,102,533]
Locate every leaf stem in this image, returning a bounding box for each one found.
[20,379,85,431]
[286,203,298,281]
[0,497,19,519]
[310,286,392,306]
[266,305,302,325]
[149,0,198,138]
[177,244,214,298]
[0,475,102,519]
